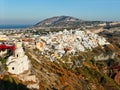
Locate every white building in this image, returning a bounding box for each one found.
[6,42,30,74]
[0,35,9,41]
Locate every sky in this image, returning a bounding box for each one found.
[0,0,120,25]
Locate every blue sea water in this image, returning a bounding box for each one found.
[0,24,32,29]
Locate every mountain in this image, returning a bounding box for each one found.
[34,16,103,29]
[35,16,82,27]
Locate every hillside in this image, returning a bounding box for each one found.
[35,16,81,27]
[25,29,120,90]
[34,16,104,29]
[25,44,120,90]
[0,26,120,90]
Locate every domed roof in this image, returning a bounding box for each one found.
[15,47,24,53]
[14,47,25,58]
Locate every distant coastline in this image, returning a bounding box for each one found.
[0,24,32,29]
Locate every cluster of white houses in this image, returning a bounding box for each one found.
[0,29,110,74]
[35,29,110,60]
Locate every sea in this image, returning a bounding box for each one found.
[0,24,32,29]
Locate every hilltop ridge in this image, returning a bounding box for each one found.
[34,16,104,29]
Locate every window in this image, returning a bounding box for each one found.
[12,67,14,70]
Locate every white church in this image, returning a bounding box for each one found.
[6,42,30,75]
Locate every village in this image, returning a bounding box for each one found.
[0,27,120,89]
[0,28,110,61]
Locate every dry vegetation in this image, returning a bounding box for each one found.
[24,44,120,90]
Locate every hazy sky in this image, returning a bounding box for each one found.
[0,0,120,24]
